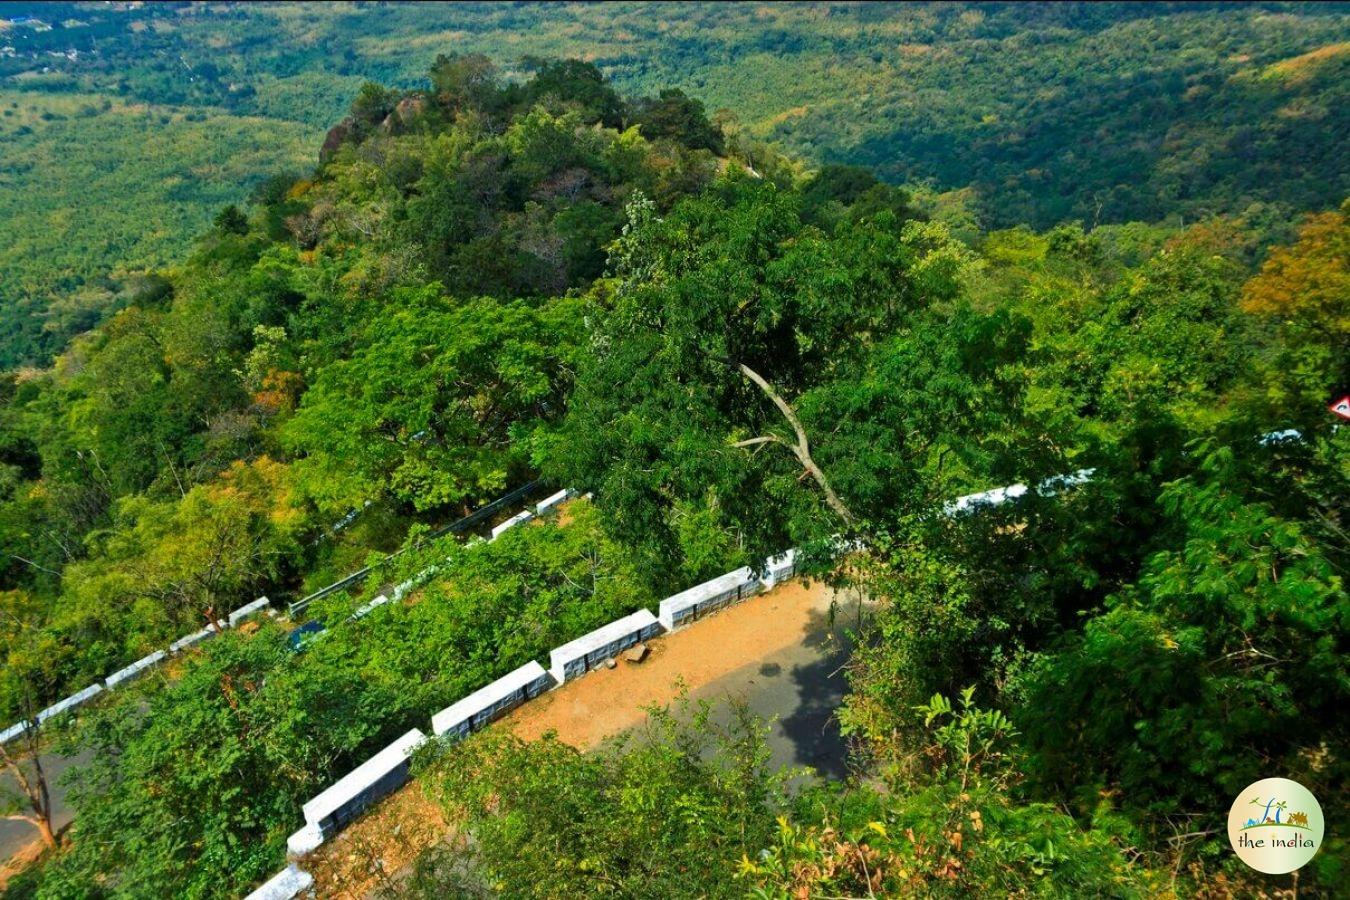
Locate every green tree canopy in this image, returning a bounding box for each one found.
[545,181,1051,577]
[283,288,583,514]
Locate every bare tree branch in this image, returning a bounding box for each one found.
[723,359,858,526]
[10,555,61,578]
[731,435,787,449]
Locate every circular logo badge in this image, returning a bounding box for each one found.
[1228,778,1324,874]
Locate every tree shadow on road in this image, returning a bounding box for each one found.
[777,601,864,782]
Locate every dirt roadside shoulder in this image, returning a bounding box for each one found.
[305,578,856,899]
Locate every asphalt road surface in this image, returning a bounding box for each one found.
[0,747,88,862]
[690,595,860,784]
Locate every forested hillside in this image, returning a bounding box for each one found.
[0,58,742,896]
[2,1,1347,365]
[1,0,1348,894]
[0,56,728,725]
[0,50,1344,898]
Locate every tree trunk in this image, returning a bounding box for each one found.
[1,719,58,852]
[34,814,57,850]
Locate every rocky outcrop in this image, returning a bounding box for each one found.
[395,94,426,125]
[319,118,355,163]
[380,94,427,136]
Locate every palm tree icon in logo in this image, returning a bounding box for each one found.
[1244,797,1290,827]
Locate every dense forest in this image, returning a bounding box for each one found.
[0,13,1346,900]
[2,2,1347,366]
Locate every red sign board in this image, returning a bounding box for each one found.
[1331,396,1350,421]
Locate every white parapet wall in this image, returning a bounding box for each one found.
[350,594,392,621]
[104,650,167,689]
[301,728,427,839]
[0,720,31,744]
[761,549,798,589]
[286,822,324,857]
[169,623,222,654]
[535,488,573,516]
[243,863,314,900]
[1260,428,1302,445]
[1037,468,1095,496]
[432,661,554,739]
[35,683,103,725]
[548,609,663,683]
[392,558,448,600]
[490,510,534,539]
[943,468,1097,516]
[658,567,763,631]
[229,597,271,627]
[943,482,1028,516]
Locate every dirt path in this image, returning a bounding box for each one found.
[305,577,856,899]
[507,578,844,747]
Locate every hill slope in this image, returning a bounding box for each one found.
[1,1,1347,365]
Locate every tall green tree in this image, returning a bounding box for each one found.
[1012,458,1348,827]
[546,181,1050,577]
[284,288,584,514]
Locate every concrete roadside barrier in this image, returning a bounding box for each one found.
[761,549,798,589]
[548,609,662,683]
[490,510,534,539]
[104,650,167,689]
[349,594,392,621]
[431,661,553,739]
[35,683,103,725]
[286,822,323,857]
[0,720,31,744]
[295,729,427,851]
[535,488,572,516]
[657,567,762,631]
[943,468,1096,516]
[169,624,218,654]
[228,597,271,627]
[243,863,313,900]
